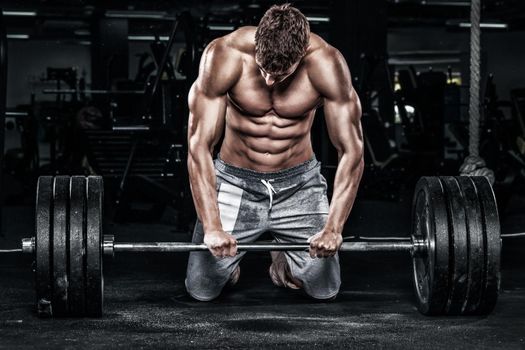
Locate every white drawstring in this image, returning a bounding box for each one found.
[261,179,277,210]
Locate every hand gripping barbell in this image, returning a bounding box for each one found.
[9,175,500,317]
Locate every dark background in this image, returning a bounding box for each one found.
[2,0,525,211]
[0,0,525,348]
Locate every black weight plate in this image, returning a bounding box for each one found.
[440,177,469,315]
[471,176,501,315]
[69,176,87,316]
[86,176,103,317]
[52,176,70,316]
[411,177,449,315]
[35,176,53,317]
[456,177,484,314]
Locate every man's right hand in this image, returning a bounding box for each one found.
[203,229,238,258]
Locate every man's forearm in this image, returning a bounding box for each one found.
[324,153,364,235]
[187,149,223,232]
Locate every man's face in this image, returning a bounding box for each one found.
[255,59,301,87]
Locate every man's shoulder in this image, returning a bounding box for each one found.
[305,34,342,68]
[304,34,351,97]
[197,28,252,90]
[211,26,255,56]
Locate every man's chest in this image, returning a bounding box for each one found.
[227,70,322,117]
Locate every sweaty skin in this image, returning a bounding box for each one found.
[187,26,364,258]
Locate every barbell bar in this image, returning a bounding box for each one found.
[109,240,421,253]
[0,174,503,318]
[20,236,423,255]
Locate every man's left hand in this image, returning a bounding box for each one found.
[307,229,343,258]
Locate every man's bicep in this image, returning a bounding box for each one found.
[312,48,362,153]
[323,90,363,155]
[188,89,227,152]
[187,38,238,151]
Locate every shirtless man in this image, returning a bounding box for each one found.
[185,4,363,301]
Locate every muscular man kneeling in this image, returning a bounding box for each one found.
[185,3,363,301]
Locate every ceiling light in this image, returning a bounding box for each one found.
[306,16,330,23]
[106,11,169,20]
[6,34,30,39]
[128,35,169,41]
[2,10,37,17]
[207,25,235,31]
[459,22,508,29]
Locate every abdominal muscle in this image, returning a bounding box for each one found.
[219,107,315,172]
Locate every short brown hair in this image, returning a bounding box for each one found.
[254,3,310,74]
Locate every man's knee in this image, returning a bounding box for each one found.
[185,251,235,301]
[288,256,341,301]
[298,270,340,300]
[303,287,339,301]
[185,278,222,302]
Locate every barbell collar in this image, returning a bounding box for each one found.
[21,237,35,254]
[412,238,428,257]
[103,235,115,257]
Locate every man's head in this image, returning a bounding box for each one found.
[254,3,310,85]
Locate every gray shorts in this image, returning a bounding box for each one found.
[185,156,341,301]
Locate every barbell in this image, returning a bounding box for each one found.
[4,174,501,318]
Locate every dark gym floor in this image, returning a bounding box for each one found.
[1,197,525,349]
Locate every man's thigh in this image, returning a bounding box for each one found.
[270,170,341,299]
[185,174,267,300]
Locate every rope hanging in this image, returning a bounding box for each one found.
[459,0,495,184]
